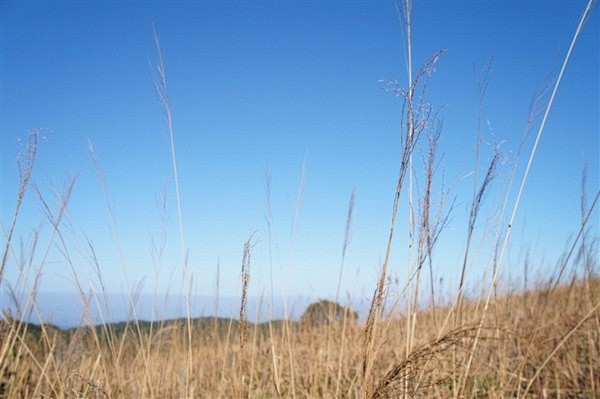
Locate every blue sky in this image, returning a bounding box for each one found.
[1,1,598,322]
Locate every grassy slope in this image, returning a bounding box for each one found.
[1,276,597,397]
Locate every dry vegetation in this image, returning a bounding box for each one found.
[0,278,598,397]
[1,1,598,398]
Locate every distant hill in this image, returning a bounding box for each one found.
[1,315,302,344]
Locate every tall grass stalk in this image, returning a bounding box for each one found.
[263,166,283,397]
[31,179,80,395]
[552,188,600,291]
[363,1,448,393]
[1,129,39,283]
[463,0,598,394]
[283,157,306,399]
[453,58,495,330]
[411,124,450,346]
[150,26,193,394]
[400,0,417,365]
[1,134,80,397]
[238,233,255,398]
[88,140,158,393]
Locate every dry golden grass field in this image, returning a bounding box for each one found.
[1,1,598,398]
[0,277,598,398]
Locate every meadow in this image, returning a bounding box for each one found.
[1,1,598,398]
[1,276,598,397]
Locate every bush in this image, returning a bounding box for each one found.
[300,300,358,326]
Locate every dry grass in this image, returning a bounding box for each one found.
[0,277,598,398]
[1,1,598,398]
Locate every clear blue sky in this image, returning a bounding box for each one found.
[1,1,598,319]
